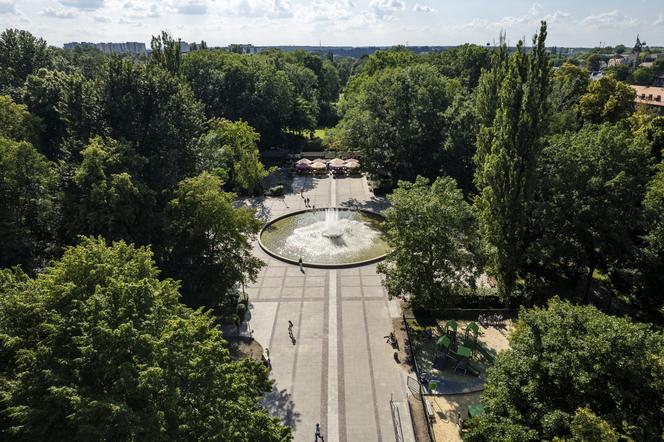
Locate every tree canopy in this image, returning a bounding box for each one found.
[0,136,57,270]
[465,299,664,441]
[578,75,635,124]
[0,237,290,441]
[377,176,478,310]
[337,64,460,182]
[196,118,269,195]
[529,124,650,299]
[474,23,550,301]
[164,173,263,308]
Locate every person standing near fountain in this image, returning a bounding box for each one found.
[298,257,304,273]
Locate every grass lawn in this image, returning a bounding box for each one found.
[313,128,328,139]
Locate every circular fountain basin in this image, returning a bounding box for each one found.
[259,208,391,268]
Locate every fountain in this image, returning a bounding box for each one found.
[259,207,390,267]
[322,208,343,238]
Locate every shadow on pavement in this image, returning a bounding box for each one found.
[338,197,390,213]
[262,385,301,430]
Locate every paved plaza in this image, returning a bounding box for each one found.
[241,175,415,442]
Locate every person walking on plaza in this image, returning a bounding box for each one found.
[298,257,304,273]
[300,187,304,198]
[315,423,323,441]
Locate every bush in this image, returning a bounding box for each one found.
[266,184,284,196]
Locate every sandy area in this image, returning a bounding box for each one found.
[473,320,512,354]
[428,320,513,442]
[430,392,482,442]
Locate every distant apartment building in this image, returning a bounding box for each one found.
[63,41,147,55]
[228,44,258,54]
[631,85,664,114]
[608,56,627,67]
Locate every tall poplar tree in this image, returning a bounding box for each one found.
[474,22,550,301]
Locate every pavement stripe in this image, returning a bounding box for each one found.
[327,269,339,441]
[330,175,337,207]
[361,282,384,441]
[290,300,304,395]
[252,296,385,303]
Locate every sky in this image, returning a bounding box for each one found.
[0,0,663,48]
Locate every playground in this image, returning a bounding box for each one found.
[405,316,513,441]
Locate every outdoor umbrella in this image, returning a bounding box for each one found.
[436,335,451,349]
[345,159,360,169]
[329,158,345,168]
[296,158,312,165]
[310,160,327,171]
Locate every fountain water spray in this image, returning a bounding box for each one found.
[323,208,344,238]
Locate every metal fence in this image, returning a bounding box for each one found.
[402,313,436,442]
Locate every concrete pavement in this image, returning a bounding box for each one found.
[243,175,414,442]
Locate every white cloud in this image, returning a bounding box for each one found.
[654,14,664,26]
[93,15,111,22]
[580,10,638,28]
[40,7,77,18]
[175,1,207,15]
[220,0,293,19]
[530,3,543,16]
[125,3,160,18]
[118,16,141,25]
[413,3,436,13]
[305,1,353,23]
[59,0,104,10]
[0,0,16,14]
[370,0,404,20]
[541,10,570,23]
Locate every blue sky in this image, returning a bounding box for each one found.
[0,0,662,48]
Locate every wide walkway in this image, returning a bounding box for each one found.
[242,175,415,442]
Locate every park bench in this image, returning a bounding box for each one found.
[424,399,435,423]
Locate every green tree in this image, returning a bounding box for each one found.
[465,299,664,441]
[427,44,492,89]
[568,408,622,442]
[440,91,478,193]
[639,115,664,163]
[337,64,459,181]
[65,136,155,244]
[0,237,290,441]
[474,23,550,301]
[548,63,589,134]
[0,137,57,271]
[530,124,650,301]
[0,29,51,98]
[22,68,69,159]
[151,31,182,75]
[604,64,630,82]
[164,173,263,308]
[627,162,664,313]
[377,176,478,310]
[99,58,205,194]
[578,76,635,124]
[631,67,654,86]
[0,95,40,145]
[196,119,269,194]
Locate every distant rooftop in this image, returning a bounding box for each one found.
[631,85,664,107]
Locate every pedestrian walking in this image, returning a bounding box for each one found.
[298,257,304,273]
[315,423,323,441]
[288,320,293,331]
[300,188,304,198]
